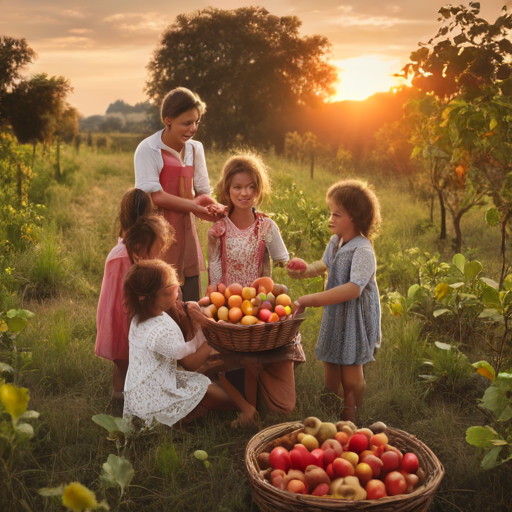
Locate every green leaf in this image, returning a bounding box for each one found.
[450,282,465,289]
[203,460,211,469]
[479,309,504,323]
[466,426,498,448]
[101,455,134,495]
[6,309,34,320]
[485,207,500,227]
[472,361,495,381]
[480,384,509,416]
[503,274,512,291]
[482,286,501,306]
[407,284,421,299]
[435,341,453,351]
[92,414,120,434]
[6,316,27,333]
[464,261,482,281]
[498,406,512,422]
[452,253,466,273]
[490,118,498,131]
[14,422,34,438]
[433,308,451,318]
[114,417,132,436]
[492,439,508,446]
[481,446,502,469]
[0,363,14,373]
[38,485,65,497]
[481,277,499,289]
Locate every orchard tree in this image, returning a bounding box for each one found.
[398,3,512,255]
[0,36,35,96]
[54,105,79,178]
[146,7,337,148]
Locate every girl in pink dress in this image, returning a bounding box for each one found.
[95,193,174,399]
[207,154,305,418]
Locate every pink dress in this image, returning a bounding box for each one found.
[95,239,132,361]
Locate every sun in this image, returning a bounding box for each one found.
[330,55,405,102]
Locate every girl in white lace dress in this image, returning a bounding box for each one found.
[123,260,239,427]
[206,154,305,419]
[289,180,382,423]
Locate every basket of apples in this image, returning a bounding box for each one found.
[198,277,304,352]
[245,418,444,511]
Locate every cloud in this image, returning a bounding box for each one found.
[103,12,170,33]
[337,5,354,14]
[332,14,422,28]
[42,37,95,49]
[69,28,93,34]
[62,10,87,19]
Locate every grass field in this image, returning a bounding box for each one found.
[1,142,511,511]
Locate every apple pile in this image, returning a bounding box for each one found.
[198,277,296,325]
[257,418,425,500]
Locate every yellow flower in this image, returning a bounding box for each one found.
[0,384,29,421]
[62,482,98,512]
[435,282,450,300]
[389,302,403,318]
[0,320,8,332]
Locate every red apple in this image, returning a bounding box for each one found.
[361,454,383,478]
[323,448,337,467]
[332,457,355,478]
[258,309,272,322]
[326,463,335,480]
[310,448,325,469]
[311,483,330,496]
[366,479,388,499]
[348,434,369,454]
[381,451,400,472]
[321,439,343,457]
[289,446,313,472]
[384,471,407,496]
[401,453,419,474]
[269,447,291,472]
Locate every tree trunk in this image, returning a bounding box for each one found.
[499,210,512,289]
[430,193,434,223]
[16,164,22,207]
[436,188,447,240]
[55,140,61,179]
[310,151,315,180]
[453,212,463,254]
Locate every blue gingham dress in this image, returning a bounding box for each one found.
[315,235,381,365]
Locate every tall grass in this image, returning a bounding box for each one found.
[3,144,511,511]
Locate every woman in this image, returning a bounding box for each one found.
[134,87,221,301]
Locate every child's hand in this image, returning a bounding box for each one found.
[287,258,307,279]
[186,302,210,327]
[205,203,228,219]
[293,300,306,317]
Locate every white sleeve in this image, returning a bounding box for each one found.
[134,139,164,194]
[266,221,290,263]
[349,246,376,293]
[191,142,211,196]
[147,317,204,360]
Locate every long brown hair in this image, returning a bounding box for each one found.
[215,153,271,211]
[326,179,381,240]
[123,259,178,324]
[123,214,175,263]
[118,188,153,237]
[160,87,206,123]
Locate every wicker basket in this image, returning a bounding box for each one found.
[246,422,445,512]
[202,316,304,353]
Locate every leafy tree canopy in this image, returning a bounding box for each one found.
[0,36,35,96]
[146,6,337,148]
[398,2,512,100]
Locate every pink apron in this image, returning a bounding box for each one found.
[159,149,205,283]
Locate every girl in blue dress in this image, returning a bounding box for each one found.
[287,179,382,422]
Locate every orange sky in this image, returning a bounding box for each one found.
[1,1,510,115]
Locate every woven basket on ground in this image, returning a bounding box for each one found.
[202,316,304,353]
[245,421,445,512]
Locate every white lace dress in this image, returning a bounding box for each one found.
[123,313,210,427]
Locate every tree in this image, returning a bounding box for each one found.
[0,36,35,96]
[146,7,337,148]
[54,105,79,178]
[399,3,512,254]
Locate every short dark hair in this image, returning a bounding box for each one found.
[118,188,154,237]
[160,87,206,123]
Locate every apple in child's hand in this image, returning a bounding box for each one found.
[287,258,307,272]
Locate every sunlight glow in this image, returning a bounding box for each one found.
[331,55,405,102]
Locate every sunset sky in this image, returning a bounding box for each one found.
[1,1,510,116]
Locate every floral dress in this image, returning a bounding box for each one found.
[123,313,210,427]
[315,235,381,365]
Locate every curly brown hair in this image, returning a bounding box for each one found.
[123,259,179,324]
[215,153,271,211]
[123,214,175,263]
[118,188,154,237]
[326,179,381,240]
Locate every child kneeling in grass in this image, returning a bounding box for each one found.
[122,259,245,426]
